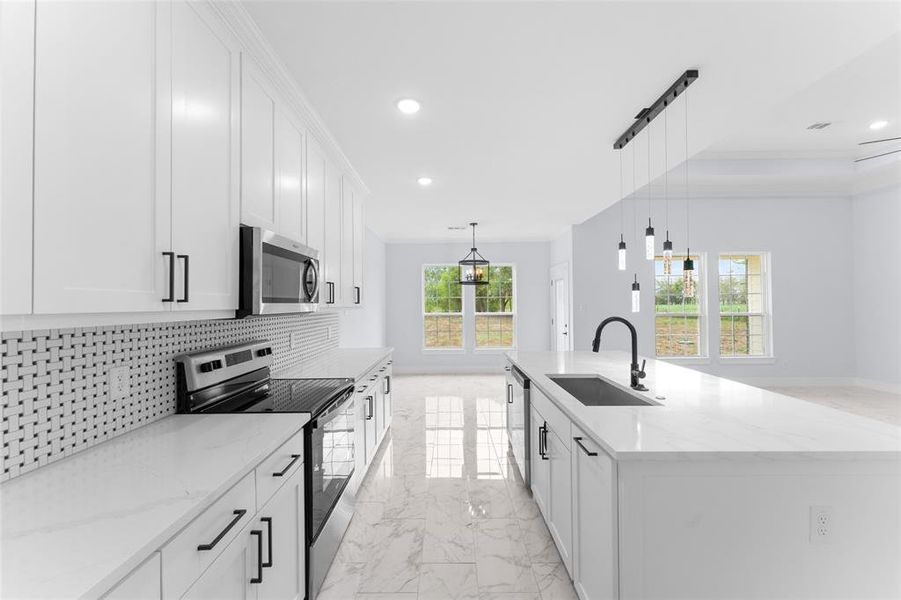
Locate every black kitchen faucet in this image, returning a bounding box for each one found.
[591,316,648,391]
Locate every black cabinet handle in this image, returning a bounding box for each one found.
[250,530,264,584]
[197,509,246,551]
[384,375,391,394]
[354,286,361,304]
[366,396,373,420]
[162,252,175,302]
[260,517,273,568]
[539,422,549,460]
[272,454,301,477]
[574,436,598,456]
[325,281,335,304]
[507,383,514,404]
[177,254,189,303]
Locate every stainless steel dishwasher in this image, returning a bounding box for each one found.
[505,364,531,487]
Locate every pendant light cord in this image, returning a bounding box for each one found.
[647,122,652,221]
[619,150,624,235]
[632,142,637,248]
[664,106,669,231]
[684,87,690,253]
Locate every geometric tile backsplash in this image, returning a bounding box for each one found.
[0,312,339,482]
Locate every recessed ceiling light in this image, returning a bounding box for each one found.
[869,120,889,130]
[417,176,433,187]
[396,98,421,115]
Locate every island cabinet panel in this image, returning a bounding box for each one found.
[571,427,617,600]
[616,459,901,599]
[101,553,161,600]
[32,0,171,314]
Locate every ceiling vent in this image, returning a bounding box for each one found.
[806,122,831,130]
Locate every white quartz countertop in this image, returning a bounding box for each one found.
[273,347,393,381]
[0,413,309,599]
[506,351,901,460]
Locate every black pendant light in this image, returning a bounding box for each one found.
[459,222,489,286]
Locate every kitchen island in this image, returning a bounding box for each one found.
[506,350,901,600]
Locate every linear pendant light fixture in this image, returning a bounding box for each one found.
[618,151,627,270]
[644,126,655,260]
[459,222,490,286]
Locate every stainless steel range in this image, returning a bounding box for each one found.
[175,340,355,600]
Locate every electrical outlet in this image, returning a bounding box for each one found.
[108,366,130,401]
[290,332,301,349]
[809,506,833,543]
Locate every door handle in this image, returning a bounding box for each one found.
[250,530,264,584]
[272,454,301,477]
[162,252,175,302]
[260,517,273,568]
[573,436,598,456]
[197,509,246,551]
[177,254,189,303]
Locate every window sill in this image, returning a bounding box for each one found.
[421,348,466,354]
[719,356,777,365]
[657,356,711,365]
[473,347,515,354]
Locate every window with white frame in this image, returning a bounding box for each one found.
[474,265,515,349]
[654,254,704,358]
[423,265,463,349]
[718,254,771,357]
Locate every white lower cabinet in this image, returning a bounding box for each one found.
[571,427,617,600]
[363,388,377,464]
[178,458,304,600]
[546,426,573,575]
[529,403,572,576]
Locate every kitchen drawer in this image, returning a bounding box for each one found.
[255,428,304,508]
[161,472,255,599]
[531,385,571,451]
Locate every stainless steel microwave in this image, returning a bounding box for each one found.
[237,225,320,317]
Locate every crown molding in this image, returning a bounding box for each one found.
[208,0,370,196]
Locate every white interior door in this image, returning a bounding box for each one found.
[550,264,570,351]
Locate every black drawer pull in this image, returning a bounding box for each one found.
[354,286,361,304]
[384,375,391,394]
[574,436,598,456]
[507,383,513,404]
[366,395,373,420]
[177,254,189,302]
[272,454,301,477]
[260,517,273,568]
[250,529,264,584]
[197,509,246,551]
[539,423,549,460]
[162,252,175,302]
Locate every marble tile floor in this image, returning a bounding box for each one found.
[319,374,577,600]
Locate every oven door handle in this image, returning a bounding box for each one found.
[272,454,301,477]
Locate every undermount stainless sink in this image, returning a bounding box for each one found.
[548,375,658,407]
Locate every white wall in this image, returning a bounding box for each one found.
[340,227,387,347]
[386,241,550,373]
[852,186,901,389]
[572,195,857,382]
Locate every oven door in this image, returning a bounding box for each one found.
[239,225,320,317]
[307,389,356,543]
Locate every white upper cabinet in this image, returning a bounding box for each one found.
[275,110,305,244]
[352,192,365,303]
[170,1,240,311]
[306,137,327,258]
[32,0,170,314]
[0,0,35,315]
[323,163,343,306]
[241,59,277,231]
[341,178,356,305]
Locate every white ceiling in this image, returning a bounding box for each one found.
[244,1,901,242]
